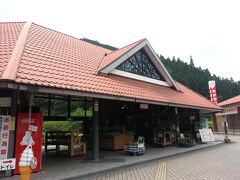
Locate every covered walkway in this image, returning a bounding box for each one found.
[8,141,221,180]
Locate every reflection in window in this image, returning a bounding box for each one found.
[86,101,93,117]
[33,97,49,116]
[33,93,93,120]
[71,100,85,117]
[50,98,68,116]
[116,49,164,80]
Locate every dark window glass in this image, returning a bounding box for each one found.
[0,108,10,115]
[33,97,49,116]
[86,101,93,117]
[50,98,68,116]
[33,93,94,119]
[116,49,165,80]
[71,100,85,117]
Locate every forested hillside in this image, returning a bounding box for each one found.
[82,38,240,102]
[159,56,240,102]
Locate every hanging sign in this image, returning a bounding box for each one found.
[0,116,10,160]
[208,80,218,104]
[0,158,16,171]
[14,113,43,174]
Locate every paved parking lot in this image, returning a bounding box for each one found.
[80,135,240,180]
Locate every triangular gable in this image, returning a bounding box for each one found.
[116,49,165,81]
[98,39,180,91]
[98,39,145,72]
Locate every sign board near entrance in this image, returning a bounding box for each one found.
[0,116,10,160]
[14,113,43,174]
[199,128,215,142]
[0,158,16,171]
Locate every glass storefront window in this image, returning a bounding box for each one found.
[33,97,49,116]
[86,101,93,117]
[50,98,68,116]
[33,93,93,120]
[71,100,85,117]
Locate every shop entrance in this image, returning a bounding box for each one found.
[13,92,201,177]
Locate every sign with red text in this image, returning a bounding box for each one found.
[0,158,16,171]
[208,80,218,104]
[0,116,10,160]
[14,113,43,174]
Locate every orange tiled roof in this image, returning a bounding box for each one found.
[0,22,221,110]
[0,22,25,77]
[218,95,240,107]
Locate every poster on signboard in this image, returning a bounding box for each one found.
[0,116,10,160]
[199,128,215,142]
[14,113,43,174]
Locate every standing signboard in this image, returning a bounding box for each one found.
[14,113,43,174]
[0,116,10,160]
[199,128,215,142]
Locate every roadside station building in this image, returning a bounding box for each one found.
[214,95,240,133]
[0,22,221,176]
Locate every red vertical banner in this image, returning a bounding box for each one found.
[208,80,218,104]
[14,113,43,174]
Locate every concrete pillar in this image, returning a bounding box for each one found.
[93,98,99,161]
[175,107,179,143]
[5,90,18,176]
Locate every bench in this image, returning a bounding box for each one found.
[45,131,86,157]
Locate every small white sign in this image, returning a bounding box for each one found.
[199,128,215,142]
[29,125,38,132]
[222,122,228,128]
[140,104,148,109]
[0,158,16,171]
[208,80,216,89]
[94,101,99,112]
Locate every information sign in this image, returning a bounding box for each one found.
[199,128,215,142]
[0,158,16,171]
[0,116,10,160]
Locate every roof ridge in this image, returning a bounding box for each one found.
[2,22,32,80]
[105,38,145,56]
[0,21,26,24]
[218,94,240,106]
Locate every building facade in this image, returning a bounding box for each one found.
[214,95,240,133]
[0,22,221,176]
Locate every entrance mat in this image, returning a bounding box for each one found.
[81,156,125,163]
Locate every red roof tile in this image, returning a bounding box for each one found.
[0,22,25,77]
[0,22,221,110]
[218,95,240,107]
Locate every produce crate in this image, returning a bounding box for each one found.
[124,136,145,155]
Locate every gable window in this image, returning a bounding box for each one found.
[116,49,165,80]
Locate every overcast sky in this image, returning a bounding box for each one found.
[1,0,239,81]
